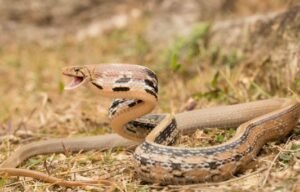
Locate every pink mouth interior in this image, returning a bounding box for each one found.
[64,76,86,90]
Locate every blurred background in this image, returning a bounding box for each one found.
[0,0,300,191]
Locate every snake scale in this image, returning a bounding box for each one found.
[0,64,299,186]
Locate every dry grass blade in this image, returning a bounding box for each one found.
[260,136,293,187]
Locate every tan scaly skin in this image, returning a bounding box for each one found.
[0,64,299,186]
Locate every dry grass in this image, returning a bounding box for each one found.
[0,14,299,192]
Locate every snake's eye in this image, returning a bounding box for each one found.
[74,68,80,73]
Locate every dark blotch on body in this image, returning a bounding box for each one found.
[154,119,177,144]
[110,99,124,109]
[128,120,155,130]
[171,163,181,170]
[144,79,158,93]
[128,100,142,108]
[126,127,137,133]
[145,89,157,99]
[128,102,137,108]
[234,154,242,161]
[115,76,131,83]
[140,157,148,166]
[110,110,116,116]
[208,162,218,169]
[92,82,103,89]
[113,87,130,91]
[144,69,158,82]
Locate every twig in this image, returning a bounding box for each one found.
[43,160,51,175]
[274,146,300,153]
[260,136,292,186]
[61,141,71,157]
[0,168,120,188]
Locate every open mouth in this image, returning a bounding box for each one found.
[64,75,87,90]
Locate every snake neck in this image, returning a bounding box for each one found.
[63,64,160,141]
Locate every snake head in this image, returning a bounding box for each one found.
[62,66,92,90]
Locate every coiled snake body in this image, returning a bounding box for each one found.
[0,64,299,186]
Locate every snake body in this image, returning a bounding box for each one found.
[0,64,299,186]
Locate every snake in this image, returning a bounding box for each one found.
[0,64,299,186]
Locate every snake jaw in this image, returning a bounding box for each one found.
[64,75,87,90]
[62,66,90,90]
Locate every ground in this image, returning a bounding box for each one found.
[0,0,299,191]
